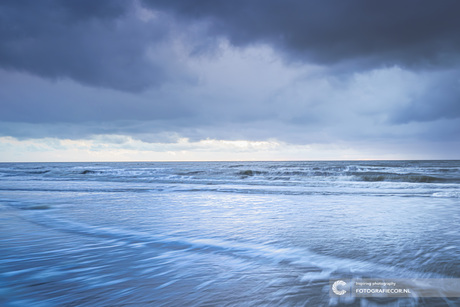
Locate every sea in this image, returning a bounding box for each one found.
[0,160,459,306]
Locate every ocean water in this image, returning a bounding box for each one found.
[0,160,459,306]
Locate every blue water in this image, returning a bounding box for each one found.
[0,161,459,306]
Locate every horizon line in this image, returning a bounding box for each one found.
[1,159,459,164]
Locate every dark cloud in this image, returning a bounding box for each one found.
[0,0,186,92]
[2,0,460,93]
[144,0,460,70]
[2,0,460,91]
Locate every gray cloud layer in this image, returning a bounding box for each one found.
[1,0,459,157]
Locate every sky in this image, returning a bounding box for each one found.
[1,0,460,162]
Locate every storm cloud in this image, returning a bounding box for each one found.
[145,0,460,69]
[2,0,460,90]
[0,0,459,160]
[0,0,195,92]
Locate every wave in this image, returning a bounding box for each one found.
[234,169,460,184]
[432,191,460,198]
[1,162,460,186]
[9,208,449,306]
[354,172,452,183]
[80,169,102,175]
[17,209,448,283]
[237,170,268,177]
